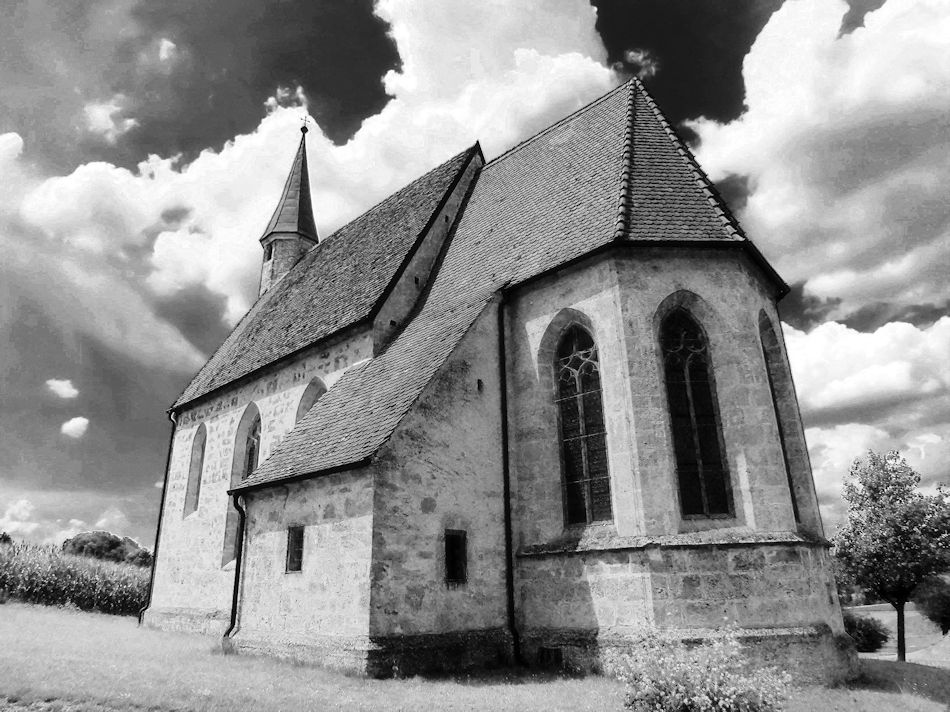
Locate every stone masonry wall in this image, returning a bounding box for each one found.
[504,247,847,679]
[144,328,373,634]
[230,472,375,671]
[368,305,509,674]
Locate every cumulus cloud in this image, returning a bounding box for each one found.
[4,0,616,334]
[84,95,139,144]
[94,506,131,533]
[45,379,79,399]
[690,0,950,319]
[783,317,950,527]
[0,499,39,536]
[785,317,950,428]
[60,417,90,438]
[158,38,177,63]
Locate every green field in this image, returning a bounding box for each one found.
[1,603,949,711]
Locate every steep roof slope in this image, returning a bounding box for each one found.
[238,79,779,491]
[261,128,318,242]
[174,146,478,407]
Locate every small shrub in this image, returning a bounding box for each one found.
[842,611,890,652]
[913,576,950,635]
[613,629,791,712]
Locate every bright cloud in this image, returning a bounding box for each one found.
[0,498,39,536]
[94,506,131,533]
[60,417,90,438]
[83,95,138,144]
[45,378,79,399]
[784,317,950,426]
[158,38,177,62]
[784,317,950,528]
[690,0,950,317]
[7,0,614,330]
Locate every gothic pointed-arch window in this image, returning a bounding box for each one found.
[243,415,261,481]
[660,309,731,517]
[295,377,327,423]
[183,423,206,517]
[555,325,612,525]
[223,403,261,565]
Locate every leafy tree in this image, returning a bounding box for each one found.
[834,450,950,661]
[62,531,152,568]
[913,575,950,635]
[0,532,12,546]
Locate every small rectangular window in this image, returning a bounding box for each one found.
[445,529,467,586]
[264,243,274,261]
[285,526,304,572]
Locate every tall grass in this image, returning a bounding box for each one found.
[0,541,148,615]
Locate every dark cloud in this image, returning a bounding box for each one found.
[1,0,398,173]
[713,173,751,212]
[0,296,185,542]
[778,282,842,331]
[839,0,889,34]
[592,0,784,125]
[842,300,950,332]
[152,284,232,357]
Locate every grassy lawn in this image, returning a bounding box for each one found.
[1,603,949,711]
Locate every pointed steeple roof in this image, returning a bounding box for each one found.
[260,126,318,244]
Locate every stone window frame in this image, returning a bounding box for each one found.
[285,525,304,573]
[538,308,615,529]
[444,529,467,587]
[183,423,206,518]
[223,402,262,566]
[295,376,327,423]
[758,309,801,523]
[653,291,735,522]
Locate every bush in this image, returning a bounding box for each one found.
[913,576,950,635]
[843,611,890,652]
[0,540,149,615]
[614,629,791,712]
[62,530,152,567]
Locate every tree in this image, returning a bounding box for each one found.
[61,531,152,568]
[914,575,950,635]
[834,450,950,661]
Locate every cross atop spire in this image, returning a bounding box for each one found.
[260,126,318,244]
[258,128,319,295]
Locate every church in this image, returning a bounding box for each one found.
[142,79,854,680]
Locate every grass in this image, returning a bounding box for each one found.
[1,603,949,711]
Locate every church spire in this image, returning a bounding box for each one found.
[259,126,319,296]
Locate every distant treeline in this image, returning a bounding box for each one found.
[61,530,152,568]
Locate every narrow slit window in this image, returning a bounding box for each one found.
[444,529,467,586]
[243,415,261,481]
[286,526,304,572]
[555,326,612,525]
[183,423,206,517]
[660,309,731,517]
[264,243,273,261]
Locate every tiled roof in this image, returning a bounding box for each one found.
[173,145,479,407]
[235,80,777,491]
[261,128,318,243]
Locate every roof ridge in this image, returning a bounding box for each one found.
[612,80,636,240]
[632,78,746,241]
[483,82,631,169]
[322,144,479,244]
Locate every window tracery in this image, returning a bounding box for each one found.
[660,309,731,517]
[555,326,612,525]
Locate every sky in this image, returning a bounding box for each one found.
[1,0,947,546]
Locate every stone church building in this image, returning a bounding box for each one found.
[143,80,853,679]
